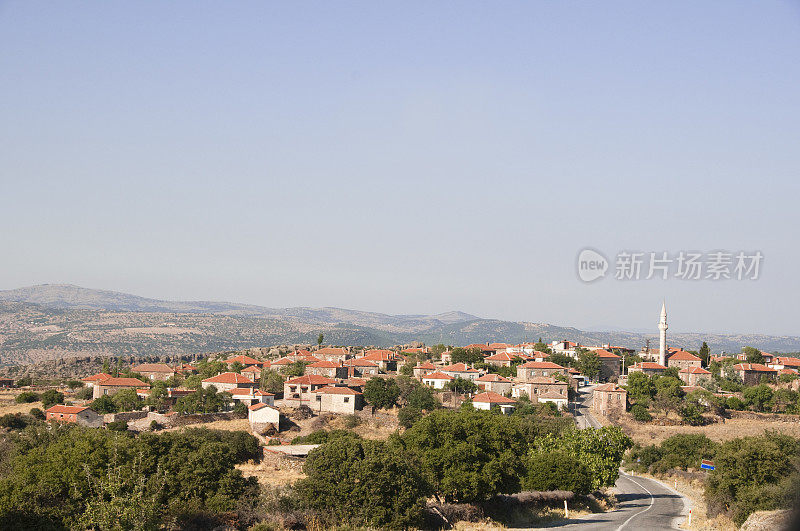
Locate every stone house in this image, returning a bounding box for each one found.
[440,363,482,381]
[93,377,150,399]
[511,377,568,401]
[224,354,264,367]
[201,372,258,392]
[311,386,364,414]
[361,349,400,372]
[305,360,344,379]
[627,362,668,377]
[421,371,453,389]
[537,390,568,410]
[45,405,104,427]
[592,383,626,417]
[594,350,621,382]
[472,391,516,413]
[732,363,777,385]
[666,350,702,371]
[315,347,351,363]
[516,361,568,381]
[475,373,513,395]
[283,375,337,405]
[132,363,176,381]
[248,403,280,432]
[82,373,112,389]
[343,358,380,377]
[483,352,519,368]
[679,366,712,386]
[229,388,275,407]
[412,362,437,379]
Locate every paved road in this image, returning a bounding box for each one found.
[557,385,689,530]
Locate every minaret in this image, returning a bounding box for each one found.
[658,301,668,366]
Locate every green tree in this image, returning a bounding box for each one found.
[398,407,424,428]
[91,395,117,414]
[705,432,799,526]
[742,384,773,412]
[523,450,592,494]
[450,347,483,365]
[653,376,684,417]
[111,389,143,412]
[363,378,400,409]
[281,361,309,378]
[532,426,633,490]
[742,346,764,364]
[532,340,552,354]
[40,390,65,409]
[630,403,652,422]
[15,391,39,404]
[296,437,429,529]
[576,349,600,381]
[29,408,45,420]
[402,409,528,502]
[698,342,710,367]
[549,352,573,368]
[260,370,285,394]
[317,333,324,349]
[229,361,244,374]
[625,372,656,404]
[174,387,231,414]
[445,376,478,395]
[406,385,438,411]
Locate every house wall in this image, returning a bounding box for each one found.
[312,393,363,414]
[592,390,626,416]
[667,358,701,371]
[76,410,104,428]
[479,381,513,395]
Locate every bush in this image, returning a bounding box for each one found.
[291,429,360,445]
[679,403,704,426]
[75,387,94,400]
[363,378,400,409]
[90,395,117,414]
[405,385,438,411]
[726,396,746,410]
[106,420,128,431]
[65,380,84,389]
[295,436,429,529]
[0,413,28,430]
[343,415,360,429]
[630,403,652,422]
[149,420,162,431]
[41,390,65,409]
[705,432,799,526]
[14,391,39,404]
[29,408,45,420]
[14,376,32,387]
[398,407,423,428]
[523,451,592,495]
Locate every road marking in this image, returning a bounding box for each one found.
[616,475,655,531]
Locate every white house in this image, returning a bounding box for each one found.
[472,391,516,414]
[421,371,453,389]
[248,403,280,432]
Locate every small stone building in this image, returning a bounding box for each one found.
[592,383,627,417]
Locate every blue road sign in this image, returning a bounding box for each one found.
[700,460,715,471]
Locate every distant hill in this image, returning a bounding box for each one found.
[0,284,798,366]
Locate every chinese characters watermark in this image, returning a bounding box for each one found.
[577,249,763,282]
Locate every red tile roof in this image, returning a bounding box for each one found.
[98,377,149,388]
[776,357,800,367]
[249,402,275,411]
[362,349,399,361]
[132,363,175,373]
[538,390,568,400]
[779,368,799,375]
[285,375,337,385]
[632,362,667,370]
[484,352,518,362]
[202,372,256,385]
[225,354,262,366]
[316,386,362,395]
[472,391,515,404]
[680,366,711,374]
[519,361,565,369]
[422,371,454,380]
[316,347,349,356]
[82,373,112,383]
[476,373,511,382]
[308,360,340,368]
[415,362,436,370]
[594,349,621,359]
[667,351,702,362]
[46,405,90,414]
[733,363,777,372]
[241,365,263,373]
[594,383,626,393]
[442,363,480,372]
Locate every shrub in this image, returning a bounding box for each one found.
[90,395,117,414]
[679,403,705,426]
[29,408,45,420]
[726,396,746,410]
[523,451,592,494]
[291,429,360,445]
[75,387,94,400]
[41,390,65,409]
[0,413,27,430]
[149,420,162,431]
[15,391,39,404]
[363,378,400,409]
[630,403,652,422]
[343,414,360,429]
[398,407,423,428]
[295,436,429,528]
[106,420,128,431]
[14,376,32,387]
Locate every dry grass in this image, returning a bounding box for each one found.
[237,460,306,487]
[614,413,800,445]
[166,418,251,432]
[327,415,398,440]
[0,390,44,415]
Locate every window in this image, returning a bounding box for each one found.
[315,395,321,401]
[344,397,350,403]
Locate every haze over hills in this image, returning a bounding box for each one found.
[0,284,798,366]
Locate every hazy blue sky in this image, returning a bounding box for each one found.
[2,2,799,335]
